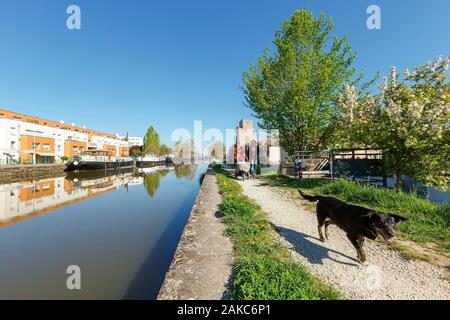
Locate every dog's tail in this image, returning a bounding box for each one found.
[298,190,319,202]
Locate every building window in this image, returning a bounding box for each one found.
[26,130,43,134]
[32,142,40,150]
[42,144,50,150]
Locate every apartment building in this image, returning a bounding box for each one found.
[126,136,144,147]
[0,109,129,164]
[116,135,144,147]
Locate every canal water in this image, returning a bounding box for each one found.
[0,164,207,299]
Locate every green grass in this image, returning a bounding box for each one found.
[213,165,339,300]
[264,175,450,254]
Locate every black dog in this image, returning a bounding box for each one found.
[298,190,407,263]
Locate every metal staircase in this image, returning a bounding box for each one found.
[289,151,331,178]
[315,157,330,171]
[2,153,19,165]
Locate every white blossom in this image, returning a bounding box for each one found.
[338,56,450,189]
[390,66,397,86]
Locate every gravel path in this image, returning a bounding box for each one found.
[238,178,450,300]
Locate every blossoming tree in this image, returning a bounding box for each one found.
[338,56,450,190]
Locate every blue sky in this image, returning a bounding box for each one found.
[0,0,449,145]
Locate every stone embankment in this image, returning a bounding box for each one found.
[0,164,66,184]
[158,168,234,300]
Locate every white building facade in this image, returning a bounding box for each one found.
[0,109,130,165]
[0,117,88,164]
[115,135,144,147]
[90,135,130,157]
[127,136,144,147]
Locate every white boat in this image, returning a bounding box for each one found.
[136,154,170,167]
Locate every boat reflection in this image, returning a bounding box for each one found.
[0,165,196,227]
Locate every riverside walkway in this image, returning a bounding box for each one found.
[158,168,234,299]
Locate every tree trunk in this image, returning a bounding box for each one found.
[395,171,403,190]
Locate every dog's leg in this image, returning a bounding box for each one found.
[324,220,334,240]
[357,237,366,263]
[317,224,325,242]
[316,203,328,242]
[347,234,366,264]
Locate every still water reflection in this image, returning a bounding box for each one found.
[0,164,207,299]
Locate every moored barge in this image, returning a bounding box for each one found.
[65,150,134,172]
[136,154,172,168]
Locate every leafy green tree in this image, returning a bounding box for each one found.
[131,149,143,158]
[338,56,450,189]
[242,9,375,154]
[159,144,171,156]
[143,126,160,155]
[173,139,196,157]
[129,145,143,158]
[208,141,225,160]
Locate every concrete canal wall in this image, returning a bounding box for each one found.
[0,161,172,185]
[158,168,234,300]
[0,164,66,184]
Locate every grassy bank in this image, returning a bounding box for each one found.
[264,175,450,254]
[214,165,339,300]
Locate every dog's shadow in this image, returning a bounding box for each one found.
[271,223,359,267]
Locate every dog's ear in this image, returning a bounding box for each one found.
[367,212,381,223]
[389,213,408,223]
